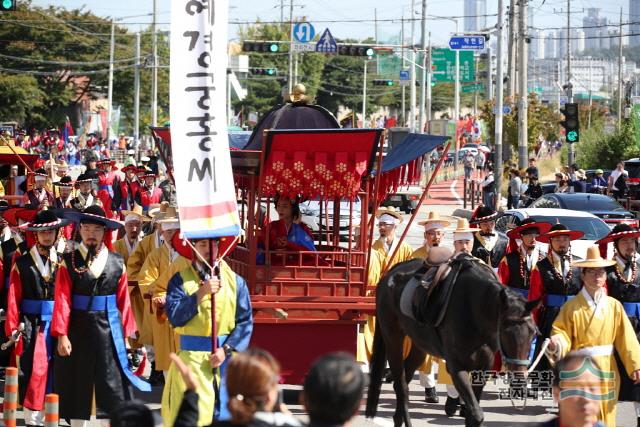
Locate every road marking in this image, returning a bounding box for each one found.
[450,179,462,204]
[372,417,394,427]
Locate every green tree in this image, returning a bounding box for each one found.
[0,75,45,124]
[576,120,639,169]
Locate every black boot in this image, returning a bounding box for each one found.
[444,396,459,416]
[459,404,467,418]
[424,387,439,403]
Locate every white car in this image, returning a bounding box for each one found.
[495,208,612,260]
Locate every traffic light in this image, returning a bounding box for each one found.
[0,0,16,11]
[560,102,580,143]
[338,44,375,57]
[250,68,277,76]
[373,79,394,86]
[242,41,282,53]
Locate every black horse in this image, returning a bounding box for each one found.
[365,254,539,427]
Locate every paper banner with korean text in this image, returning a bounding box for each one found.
[170,0,241,239]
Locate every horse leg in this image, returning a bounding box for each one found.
[403,345,427,384]
[384,331,412,427]
[451,370,484,427]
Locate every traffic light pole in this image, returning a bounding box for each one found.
[288,0,294,93]
[517,0,528,169]
[418,0,427,134]
[134,32,140,147]
[454,19,460,175]
[494,0,505,210]
[362,59,368,128]
[107,21,115,142]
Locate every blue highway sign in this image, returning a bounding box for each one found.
[293,22,315,43]
[449,36,485,51]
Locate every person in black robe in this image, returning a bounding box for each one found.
[469,205,508,268]
[51,206,150,426]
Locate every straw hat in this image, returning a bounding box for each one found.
[574,245,616,268]
[454,218,479,232]
[121,203,151,222]
[418,211,451,229]
[156,206,179,224]
[148,202,169,219]
[376,207,403,224]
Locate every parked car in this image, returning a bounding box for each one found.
[527,193,637,228]
[494,208,612,260]
[299,197,361,242]
[381,187,421,214]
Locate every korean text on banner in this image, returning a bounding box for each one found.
[170,0,241,239]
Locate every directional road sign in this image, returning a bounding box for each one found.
[316,28,338,54]
[461,83,484,93]
[492,105,512,114]
[448,36,485,51]
[431,48,475,83]
[399,70,410,87]
[293,22,315,43]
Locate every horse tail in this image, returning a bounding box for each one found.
[365,317,385,418]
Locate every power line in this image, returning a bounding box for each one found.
[0,64,137,76]
[0,52,138,66]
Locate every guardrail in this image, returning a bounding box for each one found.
[463,178,482,210]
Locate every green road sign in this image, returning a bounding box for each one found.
[431,48,475,83]
[461,83,484,93]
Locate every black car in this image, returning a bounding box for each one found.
[528,193,637,228]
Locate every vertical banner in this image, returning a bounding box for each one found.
[171,0,241,239]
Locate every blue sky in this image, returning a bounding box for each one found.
[31,0,631,48]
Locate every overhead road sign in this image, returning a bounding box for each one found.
[399,69,410,86]
[431,48,475,83]
[316,28,338,54]
[461,83,484,93]
[293,22,315,43]
[449,36,486,51]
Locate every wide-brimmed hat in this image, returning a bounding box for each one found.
[138,167,157,179]
[156,206,179,228]
[4,206,38,226]
[121,164,137,174]
[574,245,616,268]
[21,209,71,232]
[595,223,640,245]
[376,207,403,224]
[172,233,239,263]
[507,218,553,239]
[148,202,169,219]
[96,158,116,166]
[121,204,151,222]
[30,168,48,180]
[470,205,502,224]
[454,218,479,234]
[418,211,451,230]
[54,175,74,188]
[75,173,96,185]
[536,223,584,243]
[64,205,123,230]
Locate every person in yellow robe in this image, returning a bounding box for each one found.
[139,207,184,376]
[408,211,451,404]
[547,245,640,427]
[372,208,413,271]
[114,204,149,369]
[162,237,253,425]
[126,203,166,383]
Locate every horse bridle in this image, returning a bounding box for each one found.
[496,315,534,367]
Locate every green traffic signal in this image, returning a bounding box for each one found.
[366,48,375,56]
[269,43,279,53]
[266,68,275,75]
[0,0,15,10]
[386,80,394,86]
[567,130,578,142]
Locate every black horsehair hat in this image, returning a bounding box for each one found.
[22,209,71,232]
[64,205,123,230]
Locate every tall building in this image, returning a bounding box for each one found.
[631,0,640,46]
[530,29,545,60]
[464,0,487,32]
[544,31,557,59]
[583,8,607,51]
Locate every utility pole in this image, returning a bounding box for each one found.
[517,0,528,169]
[495,0,505,210]
[280,0,285,31]
[362,59,368,128]
[401,10,406,124]
[454,18,460,173]
[588,56,593,128]
[486,46,493,101]
[418,0,427,133]
[375,8,379,74]
[474,54,479,116]
[107,21,115,142]
[507,0,517,99]
[566,0,575,167]
[410,0,417,132]
[617,7,624,130]
[288,0,294,93]
[151,0,158,127]
[134,32,141,147]
[426,32,432,123]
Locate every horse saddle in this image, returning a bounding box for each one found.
[399,247,453,322]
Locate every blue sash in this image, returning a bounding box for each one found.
[72,294,151,392]
[623,302,640,318]
[509,287,529,299]
[99,185,114,199]
[545,294,575,308]
[179,334,229,352]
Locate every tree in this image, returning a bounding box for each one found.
[0,75,45,124]
[576,120,639,169]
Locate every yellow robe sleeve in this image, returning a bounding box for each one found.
[127,234,153,282]
[411,246,429,260]
[138,247,162,297]
[153,256,191,298]
[613,300,640,376]
[550,300,576,360]
[113,239,129,266]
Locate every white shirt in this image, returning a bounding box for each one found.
[581,286,606,318]
[482,173,494,189]
[552,251,571,280]
[521,245,540,271]
[610,169,625,191]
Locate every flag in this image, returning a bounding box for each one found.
[62,116,74,144]
[170,0,240,239]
